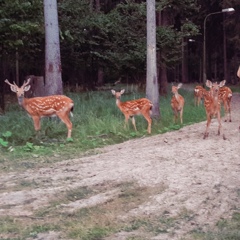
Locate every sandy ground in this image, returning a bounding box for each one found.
[0,93,239,240]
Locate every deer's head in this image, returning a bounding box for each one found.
[5,78,31,105]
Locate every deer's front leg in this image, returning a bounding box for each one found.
[180,108,183,124]
[217,112,222,136]
[130,116,137,131]
[204,115,211,139]
[32,116,41,132]
[124,114,129,129]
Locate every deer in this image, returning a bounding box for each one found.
[171,83,185,124]
[111,89,153,134]
[5,78,74,139]
[218,86,232,122]
[202,79,226,140]
[194,85,205,106]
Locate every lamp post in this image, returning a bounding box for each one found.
[189,39,203,83]
[203,7,235,83]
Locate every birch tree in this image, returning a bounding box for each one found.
[146,0,160,118]
[44,0,62,95]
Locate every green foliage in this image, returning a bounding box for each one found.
[58,0,200,82]
[0,0,44,73]
[0,131,12,147]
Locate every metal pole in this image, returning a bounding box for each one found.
[203,8,234,84]
[203,11,222,84]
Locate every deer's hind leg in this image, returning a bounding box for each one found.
[130,116,137,131]
[57,112,73,138]
[142,111,152,134]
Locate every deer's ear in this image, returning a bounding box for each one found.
[178,83,182,89]
[205,80,212,88]
[9,85,17,92]
[219,80,226,87]
[111,89,116,95]
[24,85,31,92]
[120,89,125,94]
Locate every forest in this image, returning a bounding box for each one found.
[0,0,239,97]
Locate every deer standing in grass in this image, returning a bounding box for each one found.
[111,89,153,134]
[194,85,204,106]
[5,79,74,139]
[171,83,185,124]
[202,80,226,140]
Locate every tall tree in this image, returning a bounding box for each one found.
[146,0,160,118]
[44,0,62,95]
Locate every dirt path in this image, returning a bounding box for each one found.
[0,93,239,240]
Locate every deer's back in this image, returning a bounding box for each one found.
[119,98,152,115]
[24,95,73,117]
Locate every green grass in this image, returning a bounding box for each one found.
[191,212,240,240]
[0,86,209,168]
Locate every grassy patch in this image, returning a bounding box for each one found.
[0,86,209,172]
[0,181,167,239]
[189,187,240,239]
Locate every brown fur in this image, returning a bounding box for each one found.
[5,79,74,138]
[111,89,153,134]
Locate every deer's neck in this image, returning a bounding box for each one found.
[18,96,25,106]
[116,98,122,107]
[174,93,180,102]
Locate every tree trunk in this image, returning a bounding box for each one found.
[44,0,63,95]
[146,0,160,118]
[159,67,168,96]
[157,10,169,96]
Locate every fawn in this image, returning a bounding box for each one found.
[111,89,153,134]
[194,85,204,106]
[171,83,185,124]
[202,80,226,139]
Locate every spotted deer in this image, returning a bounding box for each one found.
[194,85,204,106]
[5,79,74,139]
[111,89,153,134]
[171,83,185,124]
[219,86,232,122]
[202,80,226,140]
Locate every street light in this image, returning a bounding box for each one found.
[188,39,203,82]
[203,7,235,83]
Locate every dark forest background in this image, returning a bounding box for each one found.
[0,0,239,97]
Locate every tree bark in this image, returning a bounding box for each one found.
[146,0,160,118]
[44,0,63,95]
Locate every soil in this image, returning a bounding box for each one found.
[0,92,239,240]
